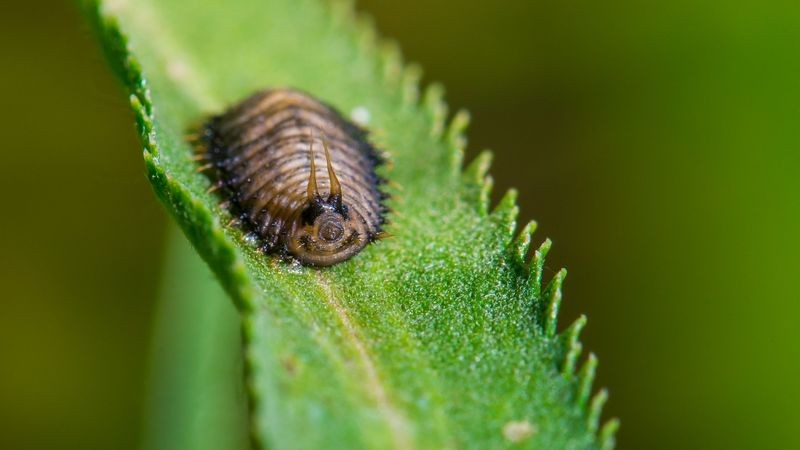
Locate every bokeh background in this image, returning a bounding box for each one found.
[1,0,798,449]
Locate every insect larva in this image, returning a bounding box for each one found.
[193,88,387,266]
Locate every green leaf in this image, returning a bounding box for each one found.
[85,0,617,448]
[142,226,250,450]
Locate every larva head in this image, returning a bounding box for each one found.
[287,137,369,266]
[288,195,369,266]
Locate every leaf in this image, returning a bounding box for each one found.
[142,226,250,450]
[85,0,617,448]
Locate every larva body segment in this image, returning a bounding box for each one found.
[196,88,387,266]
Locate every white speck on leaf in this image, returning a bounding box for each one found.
[350,106,371,125]
[167,60,190,82]
[502,420,537,443]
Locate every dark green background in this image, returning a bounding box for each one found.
[1,0,798,449]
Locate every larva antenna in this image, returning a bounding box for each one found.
[307,133,320,201]
[322,136,343,207]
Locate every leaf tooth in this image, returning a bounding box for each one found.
[140,80,153,117]
[329,0,356,26]
[462,146,492,183]
[447,109,470,174]
[588,388,609,434]
[461,150,493,215]
[543,268,567,336]
[599,418,620,450]
[576,352,598,408]
[129,94,152,148]
[558,314,585,376]
[125,55,145,91]
[492,189,519,240]
[511,220,537,264]
[423,83,448,139]
[447,108,470,147]
[330,0,379,61]
[125,57,149,111]
[479,176,494,216]
[401,63,423,107]
[353,13,378,56]
[529,238,552,300]
[379,40,403,85]
[94,9,153,118]
[328,1,380,70]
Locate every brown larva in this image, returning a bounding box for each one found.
[193,88,388,267]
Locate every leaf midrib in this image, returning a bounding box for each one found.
[315,272,413,450]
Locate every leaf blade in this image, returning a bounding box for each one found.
[86,0,615,448]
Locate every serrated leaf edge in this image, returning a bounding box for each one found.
[87,0,617,446]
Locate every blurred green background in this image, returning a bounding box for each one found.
[1,0,798,449]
